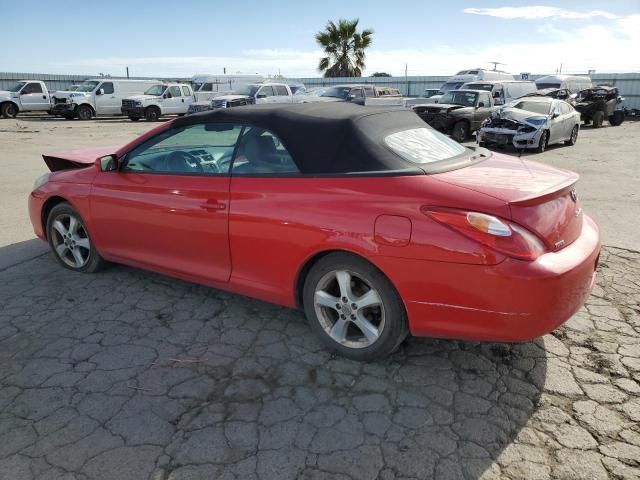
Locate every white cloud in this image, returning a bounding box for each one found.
[463,6,619,20]
[49,15,639,78]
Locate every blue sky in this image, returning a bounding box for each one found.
[1,1,638,77]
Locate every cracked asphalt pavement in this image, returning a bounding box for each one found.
[1,244,639,480]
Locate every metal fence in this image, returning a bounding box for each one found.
[2,71,640,109]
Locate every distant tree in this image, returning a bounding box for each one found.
[371,72,391,77]
[315,19,373,78]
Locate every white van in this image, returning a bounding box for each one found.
[535,75,592,93]
[461,80,537,105]
[439,68,515,94]
[191,74,264,102]
[51,79,159,120]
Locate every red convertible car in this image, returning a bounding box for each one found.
[29,104,600,360]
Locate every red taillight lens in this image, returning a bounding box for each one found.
[422,207,545,261]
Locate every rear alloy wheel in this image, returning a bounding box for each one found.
[303,253,408,360]
[535,130,549,153]
[77,105,93,121]
[566,125,578,146]
[609,110,624,126]
[145,106,160,122]
[1,102,18,118]
[46,203,106,273]
[592,110,604,128]
[451,121,469,143]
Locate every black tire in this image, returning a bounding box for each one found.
[1,102,18,118]
[592,110,604,128]
[565,125,578,146]
[128,116,140,121]
[302,252,408,361]
[77,105,93,121]
[535,130,549,153]
[145,106,160,122]
[451,121,469,143]
[609,110,624,126]
[62,114,75,120]
[46,202,106,273]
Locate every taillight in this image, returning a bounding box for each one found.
[422,207,545,261]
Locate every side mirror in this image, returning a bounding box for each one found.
[256,93,266,99]
[493,91,501,98]
[347,94,356,101]
[478,102,485,108]
[552,112,560,119]
[97,155,118,172]
[96,88,104,96]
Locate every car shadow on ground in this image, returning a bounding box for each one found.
[0,247,547,479]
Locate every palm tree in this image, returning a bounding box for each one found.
[315,19,373,78]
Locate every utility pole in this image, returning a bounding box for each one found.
[224,67,226,74]
[126,66,129,79]
[405,63,408,95]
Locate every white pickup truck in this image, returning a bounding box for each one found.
[0,80,52,118]
[121,83,195,121]
[188,82,294,113]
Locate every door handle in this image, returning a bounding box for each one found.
[200,201,226,211]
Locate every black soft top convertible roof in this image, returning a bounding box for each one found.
[173,103,429,175]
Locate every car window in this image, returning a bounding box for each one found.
[479,92,491,107]
[23,82,43,94]
[168,86,182,97]
[100,82,114,94]
[513,101,551,115]
[385,127,467,165]
[232,127,299,175]
[122,123,243,175]
[258,86,275,97]
[181,86,192,96]
[275,85,289,96]
[350,88,364,98]
[364,86,375,96]
[201,83,212,91]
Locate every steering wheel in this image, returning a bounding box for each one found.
[165,150,203,173]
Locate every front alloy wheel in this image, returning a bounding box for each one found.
[303,252,408,360]
[46,203,106,272]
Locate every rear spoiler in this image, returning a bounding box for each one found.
[509,174,578,206]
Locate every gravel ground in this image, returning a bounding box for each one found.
[0,115,639,479]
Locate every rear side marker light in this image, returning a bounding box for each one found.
[422,207,546,261]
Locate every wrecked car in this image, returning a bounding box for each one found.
[477,97,580,153]
[412,89,494,142]
[573,86,625,128]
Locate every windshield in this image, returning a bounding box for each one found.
[144,84,167,96]
[439,91,478,107]
[233,85,260,96]
[513,101,551,115]
[439,82,465,93]
[386,127,468,165]
[320,86,351,99]
[75,81,100,92]
[536,83,560,90]
[7,81,27,92]
[464,83,493,91]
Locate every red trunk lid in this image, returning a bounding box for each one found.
[432,153,583,251]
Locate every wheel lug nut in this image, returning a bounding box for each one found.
[352,303,357,309]
[336,304,341,309]
[350,314,356,320]
[342,297,348,303]
[340,314,346,319]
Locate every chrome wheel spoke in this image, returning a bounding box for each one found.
[315,290,340,310]
[353,312,380,344]
[70,247,85,267]
[55,243,68,257]
[355,289,381,309]
[68,216,79,235]
[75,237,90,250]
[53,220,68,237]
[329,318,349,343]
[335,270,353,299]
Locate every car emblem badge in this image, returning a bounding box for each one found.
[555,239,566,250]
[570,189,578,202]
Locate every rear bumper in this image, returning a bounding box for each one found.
[377,214,600,342]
